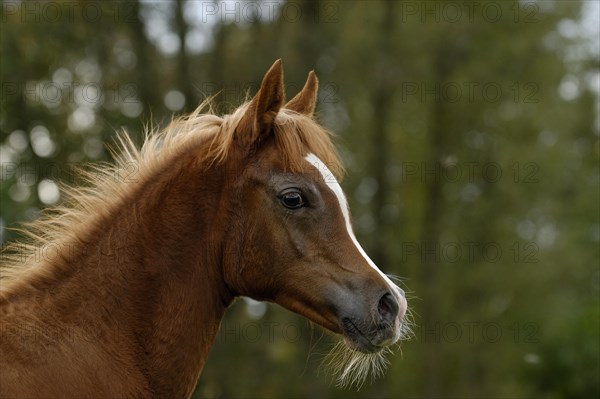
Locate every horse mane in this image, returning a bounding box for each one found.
[0,100,344,289]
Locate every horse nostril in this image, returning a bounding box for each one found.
[377,293,399,326]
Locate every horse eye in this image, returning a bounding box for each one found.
[280,191,306,209]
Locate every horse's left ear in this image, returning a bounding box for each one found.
[286,70,318,116]
[237,59,285,148]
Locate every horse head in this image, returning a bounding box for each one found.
[219,61,408,370]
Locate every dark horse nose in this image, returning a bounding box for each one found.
[377,293,400,326]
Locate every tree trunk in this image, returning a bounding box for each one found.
[420,42,454,396]
[370,1,395,267]
[174,0,194,111]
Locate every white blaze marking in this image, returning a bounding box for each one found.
[304,153,402,299]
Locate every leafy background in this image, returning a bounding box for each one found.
[1,1,598,397]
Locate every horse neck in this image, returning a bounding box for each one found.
[29,152,233,396]
[126,157,234,395]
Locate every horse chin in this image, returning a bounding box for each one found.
[324,333,395,390]
[342,336,382,354]
[340,317,398,354]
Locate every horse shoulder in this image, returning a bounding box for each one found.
[0,301,153,398]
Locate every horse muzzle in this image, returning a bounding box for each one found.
[339,289,407,353]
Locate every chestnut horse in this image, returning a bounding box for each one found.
[0,60,409,398]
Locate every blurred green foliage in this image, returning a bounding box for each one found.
[1,1,598,398]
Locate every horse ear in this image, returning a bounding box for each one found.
[286,70,318,116]
[237,59,285,147]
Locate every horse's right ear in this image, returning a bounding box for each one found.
[236,59,285,148]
